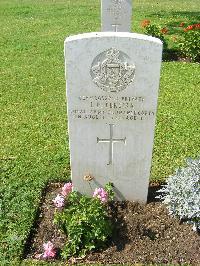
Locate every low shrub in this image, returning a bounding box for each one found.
[142,21,168,50]
[54,183,114,259]
[178,24,200,62]
[157,158,200,232]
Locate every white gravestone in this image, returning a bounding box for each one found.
[65,32,162,202]
[101,0,132,32]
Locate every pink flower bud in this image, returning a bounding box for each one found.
[52,194,65,208]
[61,182,73,197]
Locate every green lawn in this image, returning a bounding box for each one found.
[0,0,200,264]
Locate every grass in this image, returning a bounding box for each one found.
[152,62,200,179]
[0,0,199,264]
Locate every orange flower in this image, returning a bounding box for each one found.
[194,23,200,29]
[141,19,150,28]
[172,36,177,42]
[180,22,185,27]
[161,27,168,34]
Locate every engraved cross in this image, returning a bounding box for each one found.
[97,124,126,165]
[111,23,121,32]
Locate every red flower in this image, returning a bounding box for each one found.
[161,27,168,34]
[180,22,185,27]
[187,25,195,30]
[141,19,150,28]
[184,24,198,32]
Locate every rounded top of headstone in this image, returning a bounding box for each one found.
[65,32,163,46]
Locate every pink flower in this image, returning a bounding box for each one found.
[61,182,73,197]
[52,194,65,207]
[43,241,56,259]
[93,188,108,203]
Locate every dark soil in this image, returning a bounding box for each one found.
[162,49,196,62]
[24,183,200,265]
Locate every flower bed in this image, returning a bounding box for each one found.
[24,182,200,264]
[141,19,200,62]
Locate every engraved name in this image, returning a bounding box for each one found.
[107,0,124,21]
[69,94,155,121]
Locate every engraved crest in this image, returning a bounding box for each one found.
[91,48,135,93]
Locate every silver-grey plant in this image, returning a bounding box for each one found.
[157,158,200,231]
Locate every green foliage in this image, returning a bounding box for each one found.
[105,182,115,200]
[54,190,113,259]
[178,30,200,62]
[22,261,67,266]
[144,24,168,50]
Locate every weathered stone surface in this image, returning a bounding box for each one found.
[65,32,162,202]
[101,0,132,32]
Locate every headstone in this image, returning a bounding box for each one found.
[101,0,132,32]
[65,32,162,202]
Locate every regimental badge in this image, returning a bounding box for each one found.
[90,48,136,93]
